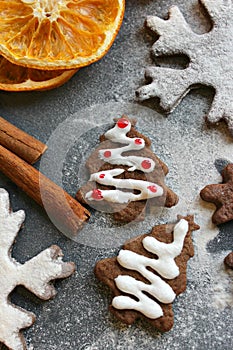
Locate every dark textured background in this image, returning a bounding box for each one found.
[0,1,232,349]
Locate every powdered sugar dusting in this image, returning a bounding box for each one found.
[212,257,233,309]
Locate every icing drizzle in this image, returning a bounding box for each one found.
[112,219,189,319]
[85,118,163,204]
[99,118,155,173]
[86,169,163,203]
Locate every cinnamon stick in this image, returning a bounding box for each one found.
[0,116,47,164]
[0,145,90,236]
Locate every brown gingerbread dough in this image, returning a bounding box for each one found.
[224,252,233,269]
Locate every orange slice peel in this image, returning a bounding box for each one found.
[0,0,125,70]
[0,56,77,91]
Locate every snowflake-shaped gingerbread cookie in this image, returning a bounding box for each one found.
[0,189,75,350]
[136,0,233,135]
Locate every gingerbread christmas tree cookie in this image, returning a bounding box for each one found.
[76,116,178,222]
[0,188,75,350]
[95,215,199,332]
[200,164,233,225]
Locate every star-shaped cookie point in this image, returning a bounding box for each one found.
[224,252,233,269]
[200,164,233,224]
[136,0,233,136]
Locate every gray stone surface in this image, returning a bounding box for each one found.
[0,1,232,349]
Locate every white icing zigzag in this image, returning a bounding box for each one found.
[112,219,189,319]
[86,169,163,203]
[99,118,155,172]
[85,118,163,204]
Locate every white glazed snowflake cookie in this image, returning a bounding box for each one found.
[137,0,233,135]
[0,189,76,350]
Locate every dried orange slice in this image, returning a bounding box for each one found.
[0,0,125,70]
[0,56,77,91]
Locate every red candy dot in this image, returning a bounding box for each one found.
[117,118,129,129]
[104,150,111,158]
[99,174,105,179]
[92,189,103,200]
[141,159,151,169]
[135,138,143,145]
[147,185,157,193]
